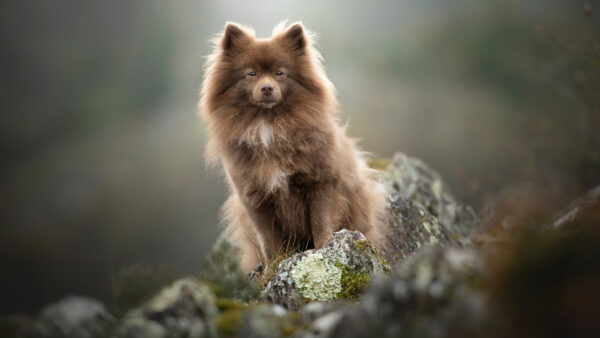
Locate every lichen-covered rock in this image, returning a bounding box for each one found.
[384,195,459,264]
[114,278,218,338]
[330,246,487,338]
[384,152,480,244]
[264,230,390,310]
[4,295,115,338]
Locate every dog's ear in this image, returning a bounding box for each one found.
[221,22,250,55]
[282,23,306,53]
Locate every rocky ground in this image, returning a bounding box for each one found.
[3,152,599,338]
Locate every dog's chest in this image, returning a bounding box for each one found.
[236,120,289,192]
[234,119,318,197]
[239,119,275,149]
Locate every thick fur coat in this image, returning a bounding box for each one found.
[200,22,387,271]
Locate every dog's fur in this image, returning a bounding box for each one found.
[200,22,387,272]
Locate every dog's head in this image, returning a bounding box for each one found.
[202,22,334,113]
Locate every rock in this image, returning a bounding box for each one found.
[215,301,325,338]
[37,296,114,338]
[100,152,485,337]
[114,278,218,338]
[236,304,299,338]
[3,295,115,338]
[330,246,487,338]
[237,304,284,338]
[298,302,348,324]
[300,309,346,338]
[384,195,459,264]
[264,230,390,310]
[235,301,351,338]
[546,185,600,229]
[384,152,480,244]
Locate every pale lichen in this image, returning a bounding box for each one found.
[291,253,343,301]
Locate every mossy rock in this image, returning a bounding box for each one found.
[264,230,390,310]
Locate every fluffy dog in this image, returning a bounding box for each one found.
[200,22,387,271]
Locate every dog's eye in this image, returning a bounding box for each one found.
[248,71,256,76]
[276,71,284,76]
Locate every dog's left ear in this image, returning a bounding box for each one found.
[282,23,307,53]
[221,22,250,55]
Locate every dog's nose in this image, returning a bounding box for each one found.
[261,85,273,95]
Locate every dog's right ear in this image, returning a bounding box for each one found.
[221,23,250,55]
[283,23,306,53]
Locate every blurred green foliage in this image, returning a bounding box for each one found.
[112,264,177,317]
[198,241,261,301]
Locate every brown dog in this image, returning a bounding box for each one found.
[200,22,387,272]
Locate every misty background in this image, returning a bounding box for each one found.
[1,0,598,315]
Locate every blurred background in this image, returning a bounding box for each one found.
[1,0,598,315]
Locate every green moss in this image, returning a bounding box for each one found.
[367,157,392,170]
[214,308,244,338]
[112,264,177,317]
[216,305,310,338]
[214,297,250,338]
[279,312,310,337]
[200,280,221,297]
[354,239,369,251]
[354,239,392,274]
[336,263,371,299]
[216,297,247,312]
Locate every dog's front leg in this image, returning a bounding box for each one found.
[308,182,339,248]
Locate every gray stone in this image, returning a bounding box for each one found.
[114,278,218,338]
[238,304,290,338]
[384,195,459,265]
[4,295,115,338]
[330,246,487,338]
[384,152,480,244]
